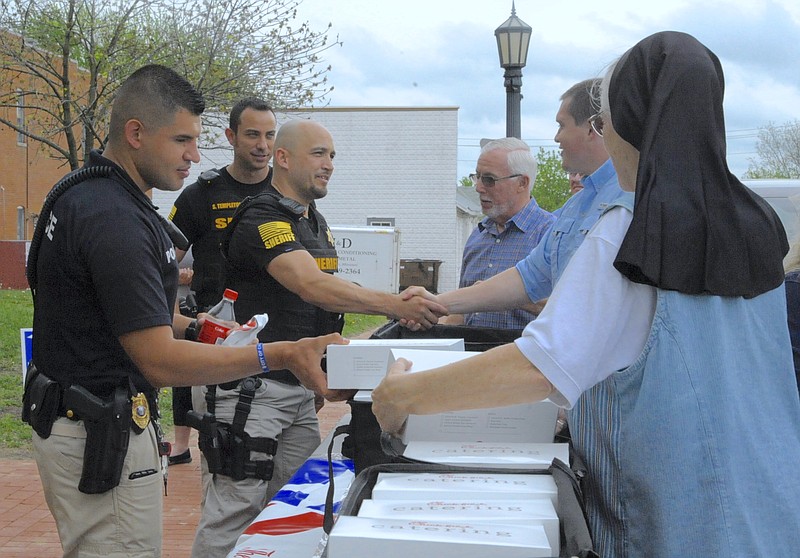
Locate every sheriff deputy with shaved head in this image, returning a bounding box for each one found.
[190,118,447,557]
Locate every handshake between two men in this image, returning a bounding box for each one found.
[279,288,449,403]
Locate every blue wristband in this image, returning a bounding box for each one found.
[256,343,270,375]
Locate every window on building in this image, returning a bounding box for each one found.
[367,217,395,227]
[16,90,26,146]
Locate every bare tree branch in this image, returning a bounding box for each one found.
[746,120,800,179]
[0,0,340,169]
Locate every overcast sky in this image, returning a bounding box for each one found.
[293,0,800,181]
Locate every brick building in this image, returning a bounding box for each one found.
[0,32,92,288]
[0,32,92,243]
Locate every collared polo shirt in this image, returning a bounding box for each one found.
[459,197,554,329]
[516,159,624,303]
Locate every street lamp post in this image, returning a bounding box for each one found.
[494,2,532,139]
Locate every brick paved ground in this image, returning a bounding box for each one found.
[0,400,350,557]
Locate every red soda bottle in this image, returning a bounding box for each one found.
[196,289,238,345]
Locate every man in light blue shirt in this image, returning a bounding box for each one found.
[517,158,621,302]
[406,79,625,319]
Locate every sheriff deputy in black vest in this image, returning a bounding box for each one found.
[189,119,448,558]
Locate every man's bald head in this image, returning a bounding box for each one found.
[274,119,332,153]
[272,119,336,206]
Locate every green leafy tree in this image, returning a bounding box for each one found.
[0,0,340,170]
[744,120,800,179]
[532,147,570,212]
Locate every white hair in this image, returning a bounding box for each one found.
[481,137,537,182]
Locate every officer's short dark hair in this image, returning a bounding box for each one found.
[109,64,205,141]
[229,98,275,133]
[560,78,601,126]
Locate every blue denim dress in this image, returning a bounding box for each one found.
[569,284,800,556]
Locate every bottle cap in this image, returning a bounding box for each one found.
[223,288,239,301]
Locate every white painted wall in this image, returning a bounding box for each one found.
[455,186,484,284]
[154,106,460,292]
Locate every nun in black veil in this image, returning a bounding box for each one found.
[607,31,787,296]
[373,30,800,558]
[567,30,800,556]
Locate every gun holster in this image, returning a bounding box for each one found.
[186,409,276,482]
[21,364,62,439]
[186,410,227,473]
[63,385,132,494]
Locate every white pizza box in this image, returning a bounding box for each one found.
[327,339,465,389]
[357,497,559,551]
[402,400,559,444]
[387,349,559,444]
[327,516,553,558]
[402,441,569,471]
[371,472,558,508]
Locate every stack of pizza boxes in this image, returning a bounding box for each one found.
[326,346,568,557]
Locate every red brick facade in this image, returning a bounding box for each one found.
[0,34,91,242]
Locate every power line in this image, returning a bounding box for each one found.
[458,125,793,147]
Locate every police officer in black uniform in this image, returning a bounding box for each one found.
[22,65,341,558]
[167,98,277,464]
[189,119,448,558]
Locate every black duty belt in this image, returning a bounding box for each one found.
[218,370,299,392]
[56,386,157,427]
[262,369,300,386]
